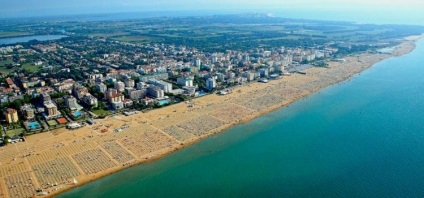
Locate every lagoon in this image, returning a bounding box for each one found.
[0,35,67,45]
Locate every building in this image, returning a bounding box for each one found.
[44,102,59,117]
[3,108,19,123]
[194,58,201,68]
[147,86,165,98]
[21,104,35,120]
[259,68,269,77]
[112,101,124,110]
[114,81,125,92]
[72,83,89,100]
[129,89,147,100]
[273,64,285,73]
[21,79,45,89]
[82,94,98,108]
[96,83,107,93]
[140,73,169,82]
[0,95,9,104]
[124,79,135,88]
[105,89,125,103]
[177,77,194,87]
[41,92,51,103]
[136,82,147,90]
[54,79,75,93]
[123,99,133,108]
[241,71,255,81]
[206,78,216,91]
[148,79,173,93]
[65,95,78,109]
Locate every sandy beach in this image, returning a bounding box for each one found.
[0,36,419,198]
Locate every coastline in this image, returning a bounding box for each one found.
[0,36,420,198]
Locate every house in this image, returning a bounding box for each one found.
[82,94,98,108]
[124,79,135,88]
[3,108,19,123]
[123,99,133,108]
[72,83,89,100]
[114,81,125,92]
[106,89,124,103]
[64,95,83,111]
[96,83,107,93]
[44,102,59,118]
[20,104,35,120]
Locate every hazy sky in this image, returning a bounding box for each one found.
[0,0,423,25]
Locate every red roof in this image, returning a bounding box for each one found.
[111,93,123,98]
[6,78,14,85]
[56,117,68,124]
[4,108,17,114]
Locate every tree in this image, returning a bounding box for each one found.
[10,99,23,110]
[3,136,10,145]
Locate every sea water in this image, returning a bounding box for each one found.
[58,39,424,197]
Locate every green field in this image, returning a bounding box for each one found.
[0,60,16,74]
[93,109,111,116]
[6,128,25,137]
[0,31,29,38]
[47,120,58,126]
[22,63,41,72]
[112,36,153,43]
[88,32,128,38]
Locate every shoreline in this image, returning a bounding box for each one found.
[0,36,420,198]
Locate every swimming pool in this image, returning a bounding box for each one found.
[158,100,169,106]
[73,111,82,117]
[28,122,40,130]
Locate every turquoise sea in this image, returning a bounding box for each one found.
[58,39,424,198]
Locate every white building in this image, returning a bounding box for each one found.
[147,86,165,98]
[114,81,125,92]
[177,77,194,87]
[241,71,255,81]
[83,94,98,108]
[136,82,147,90]
[96,83,107,93]
[129,89,147,100]
[124,79,135,88]
[64,95,81,111]
[194,58,201,67]
[206,78,216,91]
[148,79,173,93]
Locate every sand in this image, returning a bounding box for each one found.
[0,36,419,198]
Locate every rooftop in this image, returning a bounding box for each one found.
[4,108,17,114]
[44,102,57,108]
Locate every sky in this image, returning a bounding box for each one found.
[0,0,423,25]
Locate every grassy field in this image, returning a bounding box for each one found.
[22,63,41,73]
[0,31,29,38]
[0,60,16,74]
[88,32,128,38]
[6,128,25,137]
[93,109,111,116]
[0,60,12,67]
[112,36,153,43]
[47,120,58,127]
